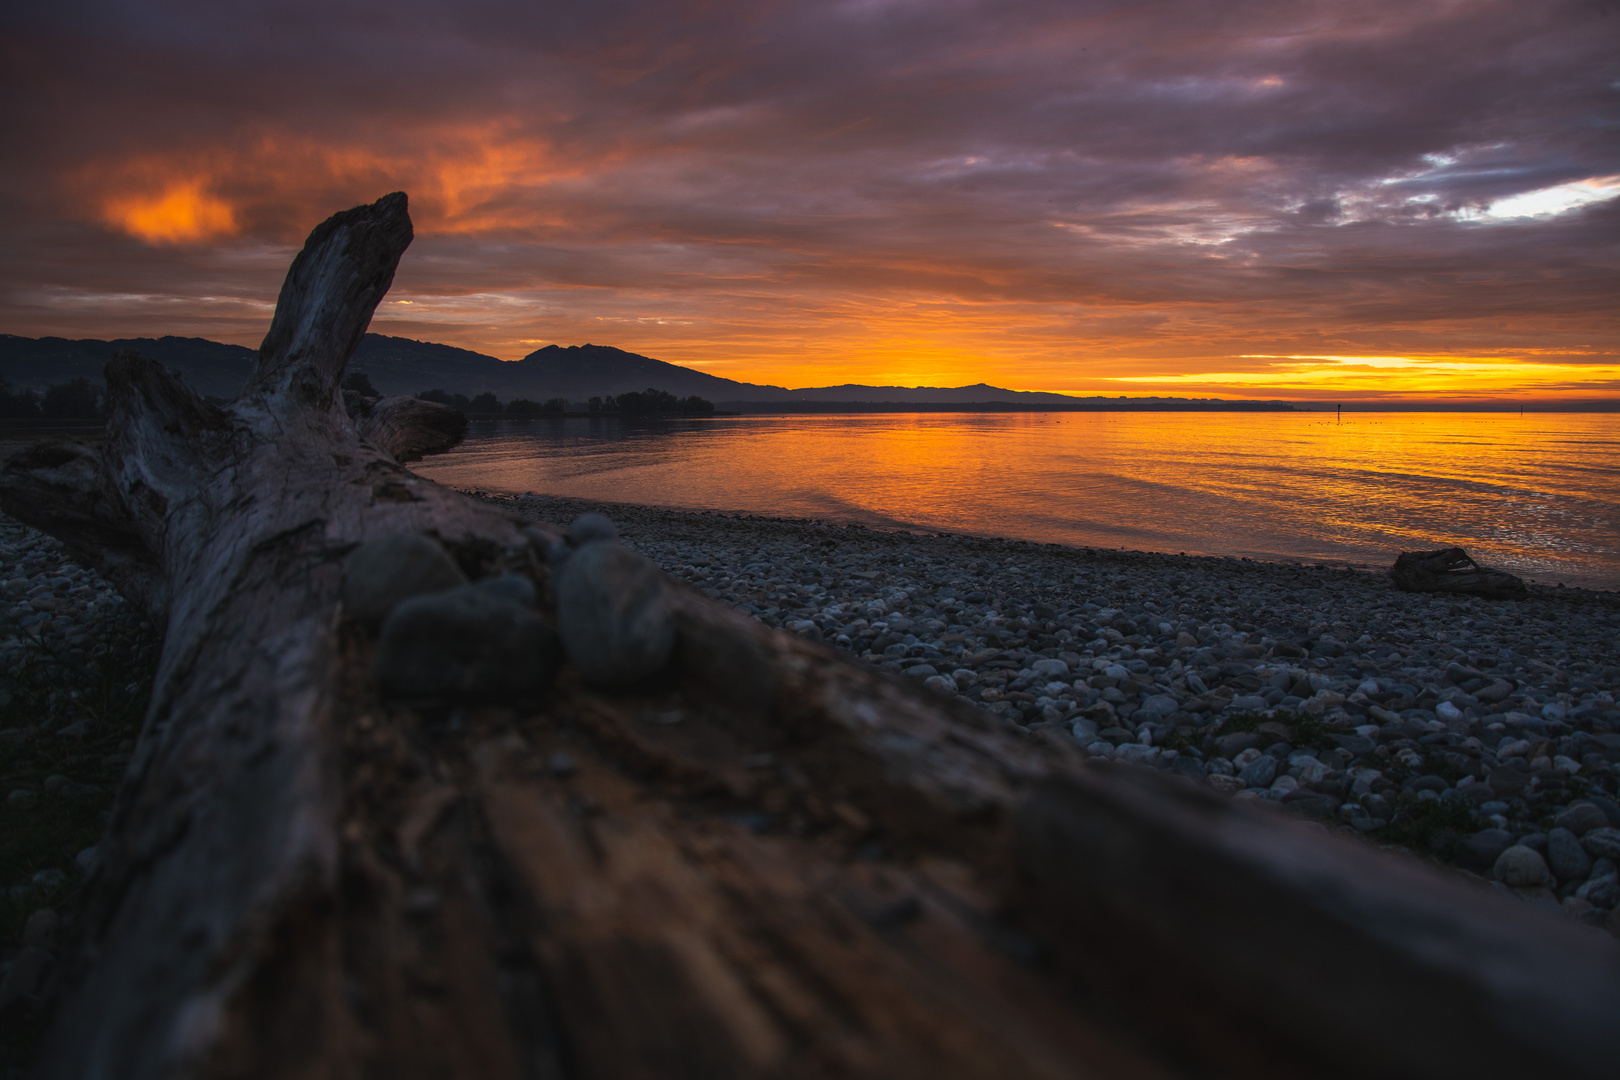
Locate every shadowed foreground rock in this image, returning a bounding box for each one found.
[1391,546,1528,599]
[341,531,468,628]
[1,194,1616,1080]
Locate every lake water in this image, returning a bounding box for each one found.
[410,411,1620,591]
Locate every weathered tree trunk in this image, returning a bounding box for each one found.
[2,194,1615,1080]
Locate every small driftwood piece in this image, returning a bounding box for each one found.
[1390,546,1528,599]
[1,194,1614,1080]
[344,390,469,463]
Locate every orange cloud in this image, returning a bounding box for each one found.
[85,125,602,247]
[103,182,237,244]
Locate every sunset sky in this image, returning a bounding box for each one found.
[2,0,1617,400]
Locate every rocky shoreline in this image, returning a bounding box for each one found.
[0,512,155,1045]
[4,487,1619,975]
[491,492,1620,936]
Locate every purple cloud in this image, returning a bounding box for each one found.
[1,0,1615,394]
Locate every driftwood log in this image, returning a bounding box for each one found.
[343,390,468,464]
[2,194,1616,1079]
[1390,547,1528,600]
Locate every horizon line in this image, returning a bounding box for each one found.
[3,330,1618,406]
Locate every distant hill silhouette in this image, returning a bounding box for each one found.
[503,343,777,401]
[0,333,1291,410]
[0,334,256,400]
[351,335,508,393]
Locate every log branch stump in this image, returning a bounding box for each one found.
[344,391,469,464]
[2,194,1614,1080]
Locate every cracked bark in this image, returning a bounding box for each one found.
[1,193,1614,1080]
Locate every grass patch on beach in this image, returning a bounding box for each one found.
[1217,709,1331,749]
[1151,725,1201,756]
[1375,796,1476,859]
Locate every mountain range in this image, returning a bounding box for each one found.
[0,333,1288,410]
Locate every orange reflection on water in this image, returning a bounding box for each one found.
[1121,353,1620,398]
[414,411,1620,589]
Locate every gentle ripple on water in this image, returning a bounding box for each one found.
[410,411,1620,590]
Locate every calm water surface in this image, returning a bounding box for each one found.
[412,412,1620,590]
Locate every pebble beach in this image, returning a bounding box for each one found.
[498,492,1620,934]
[0,507,155,1038]
[3,483,1620,983]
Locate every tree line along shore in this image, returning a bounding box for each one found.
[1,370,720,423]
[355,375,718,418]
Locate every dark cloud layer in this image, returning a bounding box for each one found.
[2,0,1617,397]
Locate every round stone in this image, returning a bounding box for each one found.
[1460,828,1513,873]
[1547,827,1593,884]
[554,542,676,686]
[343,532,467,628]
[1577,874,1619,908]
[1029,657,1070,679]
[1580,827,1620,862]
[375,583,561,701]
[1116,743,1160,765]
[1237,754,1278,788]
[471,573,537,609]
[568,512,618,547]
[1554,801,1608,836]
[20,908,59,950]
[1492,845,1551,887]
[1139,693,1179,718]
[1170,755,1208,781]
[1216,731,1263,759]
